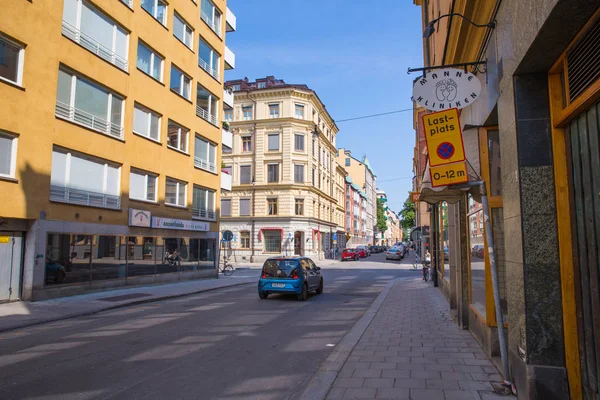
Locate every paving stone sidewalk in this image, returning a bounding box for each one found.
[326,278,515,400]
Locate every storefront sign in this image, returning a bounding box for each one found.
[152,217,210,232]
[423,108,466,167]
[128,208,152,227]
[410,192,420,202]
[413,68,481,111]
[430,162,468,187]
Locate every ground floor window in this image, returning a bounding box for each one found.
[263,231,281,253]
[240,231,250,249]
[468,196,486,318]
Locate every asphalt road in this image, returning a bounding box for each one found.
[0,253,419,400]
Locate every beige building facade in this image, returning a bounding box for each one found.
[220,76,339,262]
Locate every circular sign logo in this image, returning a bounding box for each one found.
[437,142,455,160]
[412,68,482,111]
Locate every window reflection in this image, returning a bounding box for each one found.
[468,196,486,317]
[91,235,126,281]
[46,233,91,285]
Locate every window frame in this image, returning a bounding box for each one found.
[242,105,253,121]
[129,168,158,203]
[294,164,304,184]
[257,81,266,89]
[224,109,233,122]
[220,198,231,217]
[194,134,217,173]
[192,185,216,220]
[239,198,250,216]
[295,103,305,119]
[170,64,192,100]
[137,41,164,82]
[294,133,305,152]
[0,131,18,179]
[239,165,252,184]
[141,0,168,26]
[345,157,351,167]
[240,231,250,249]
[268,103,280,119]
[167,120,189,153]
[241,136,252,152]
[267,163,279,183]
[173,12,194,49]
[198,37,221,80]
[267,198,278,216]
[295,198,304,216]
[165,177,187,207]
[132,102,161,142]
[267,133,280,152]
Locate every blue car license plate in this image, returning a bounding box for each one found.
[272,283,286,288]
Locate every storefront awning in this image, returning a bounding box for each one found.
[419,160,482,205]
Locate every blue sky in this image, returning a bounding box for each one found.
[225,0,423,213]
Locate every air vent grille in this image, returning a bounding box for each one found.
[566,14,600,102]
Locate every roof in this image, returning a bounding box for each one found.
[362,155,375,176]
[345,176,353,184]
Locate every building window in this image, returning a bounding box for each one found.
[232,84,241,91]
[200,0,222,37]
[221,198,231,217]
[133,103,161,141]
[295,104,304,119]
[240,231,250,248]
[295,199,304,216]
[61,0,128,71]
[267,198,278,215]
[141,0,167,25]
[294,133,305,151]
[267,164,279,183]
[198,38,220,80]
[242,105,253,120]
[294,164,304,183]
[240,165,251,184]
[224,110,233,122]
[50,147,121,209]
[192,186,216,220]
[196,84,219,125]
[257,81,266,89]
[312,168,315,186]
[269,104,279,118]
[239,198,250,216]
[267,133,279,151]
[242,136,252,152]
[129,168,157,202]
[137,41,163,81]
[167,121,188,153]
[170,64,191,100]
[0,132,17,178]
[345,157,351,167]
[173,13,193,49]
[312,138,315,156]
[166,178,187,207]
[194,135,217,173]
[56,68,124,139]
[263,231,281,253]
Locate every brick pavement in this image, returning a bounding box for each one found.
[326,278,514,400]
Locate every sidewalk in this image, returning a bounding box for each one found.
[0,272,257,333]
[303,278,515,400]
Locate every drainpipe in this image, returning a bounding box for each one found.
[248,92,257,263]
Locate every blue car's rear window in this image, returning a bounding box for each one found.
[262,259,299,278]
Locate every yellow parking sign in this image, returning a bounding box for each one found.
[430,162,468,187]
[422,108,466,167]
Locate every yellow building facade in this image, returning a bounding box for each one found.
[0,0,236,301]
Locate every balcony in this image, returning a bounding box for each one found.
[192,207,216,221]
[226,7,236,32]
[200,11,222,38]
[194,156,217,173]
[50,185,121,210]
[196,105,218,126]
[222,128,232,148]
[221,172,232,191]
[224,45,235,70]
[62,21,128,72]
[223,88,234,108]
[198,56,220,81]
[55,100,124,140]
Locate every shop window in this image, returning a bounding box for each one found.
[441,202,449,282]
[263,231,281,253]
[488,130,502,196]
[127,236,156,277]
[91,235,126,281]
[492,208,508,317]
[45,233,91,285]
[468,195,486,318]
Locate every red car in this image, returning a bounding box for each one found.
[356,247,368,258]
[341,248,359,261]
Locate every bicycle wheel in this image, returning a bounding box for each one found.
[223,265,234,276]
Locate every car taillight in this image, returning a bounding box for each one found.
[291,269,298,279]
[396,251,400,255]
[261,272,267,278]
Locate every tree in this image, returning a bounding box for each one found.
[376,198,387,233]
[399,195,416,232]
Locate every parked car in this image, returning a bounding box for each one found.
[341,248,360,261]
[356,245,369,257]
[258,257,323,301]
[45,258,66,284]
[471,245,484,258]
[369,245,382,253]
[386,246,404,260]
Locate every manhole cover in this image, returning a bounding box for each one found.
[98,293,152,302]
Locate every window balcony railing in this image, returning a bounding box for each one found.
[119,0,133,8]
[200,11,222,38]
[198,57,220,81]
[196,105,218,126]
[50,184,121,210]
[56,100,124,139]
[192,207,217,221]
[194,157,217,173]
[62,21,128,71]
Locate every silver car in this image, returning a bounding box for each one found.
[386,245,405,260]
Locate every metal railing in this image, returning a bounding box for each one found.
[62,21,128,71]
[192,207,216,221]
[198,57,220,81]
[196,105,218,126]
[194,157,217,173]
[119,0,133,8]
[50,185,121,210]
[200,11,222,38]
[56,101,124,139]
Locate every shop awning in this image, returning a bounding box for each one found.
[419,160,482,204]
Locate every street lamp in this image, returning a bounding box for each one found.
[423,13,495,38]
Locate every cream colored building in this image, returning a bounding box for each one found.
[220,76,339,262]
[334,163,348,250]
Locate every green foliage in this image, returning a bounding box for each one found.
[399,195,416,231]
[376,198,388,232]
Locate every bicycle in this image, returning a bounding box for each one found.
[219,257,234,276]
[422,260,431,282]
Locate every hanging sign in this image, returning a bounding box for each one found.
[412,68,481,111]
[430,162,469,187]
[422,108,466,167]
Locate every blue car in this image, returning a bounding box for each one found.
[258,257,323,301]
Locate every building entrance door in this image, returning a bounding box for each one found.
[0,232,24,303]
[294,232,303,256]
[568,100,600,399]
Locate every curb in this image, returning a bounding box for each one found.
[299,277,400,400]
[0,280,254,334]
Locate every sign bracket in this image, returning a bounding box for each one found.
[408,60,487,78]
